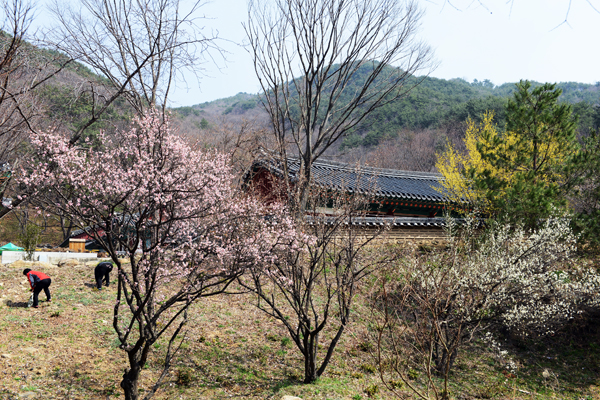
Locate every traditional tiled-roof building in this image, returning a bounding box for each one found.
[245,156,456,217]
[245,156,458,242]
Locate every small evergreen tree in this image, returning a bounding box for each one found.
[199,117,209,129]
[568,130,600,251]
[436,81,579,229]
[476,81,578,228]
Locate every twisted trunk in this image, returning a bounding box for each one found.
[121,362,141,400]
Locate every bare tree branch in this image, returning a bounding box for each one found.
[0,0,75,220]
[246,0,435,210]
[46,0,222,143]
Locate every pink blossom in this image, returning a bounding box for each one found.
[17,109,302,353]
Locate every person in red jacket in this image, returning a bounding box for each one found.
[23,269,51,308]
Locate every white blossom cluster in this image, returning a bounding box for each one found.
[405,215,600,337]
[456,217,600,335]
[483,332,517,373]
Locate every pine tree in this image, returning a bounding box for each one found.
[436,81,579,229]
[473,81,578,229]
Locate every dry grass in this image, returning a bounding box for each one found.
[0,261,598,400]
[0,262,385,399]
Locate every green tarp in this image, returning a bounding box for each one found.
[0,242,24,254]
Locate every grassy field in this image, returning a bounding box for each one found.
[0,260,599,400]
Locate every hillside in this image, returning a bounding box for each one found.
[173,76,600,157]
[3,35,599,183]
[8,33,131,135]
[0,260,599,399]
[5,34,599,160]
[8,36,598,173]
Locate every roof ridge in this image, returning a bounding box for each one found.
[286,156,443,180]
[250,150,450,202]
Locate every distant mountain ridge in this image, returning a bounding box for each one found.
[173,75,600,150]
[8,33,598,150]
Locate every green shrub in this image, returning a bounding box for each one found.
[364,384,379,398]
[358,341,373,352]
[408,368,419,380]
[19,223,41,261]
[176,368,193,387]
[389,380,404,389]
[359,363,376,374]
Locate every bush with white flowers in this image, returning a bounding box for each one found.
[375,214,600,388]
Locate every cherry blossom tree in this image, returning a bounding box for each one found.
[18,111,299,400]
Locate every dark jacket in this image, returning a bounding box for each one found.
[95,262,113,277]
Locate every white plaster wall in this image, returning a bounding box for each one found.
[1,251,100,264]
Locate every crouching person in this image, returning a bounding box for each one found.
[94,261,113,290]
[23,269,51,308]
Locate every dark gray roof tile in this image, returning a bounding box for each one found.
[248,155,450,202]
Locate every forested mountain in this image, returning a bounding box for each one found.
[174,74,600,159]
[37,52,596,174]
[4,29,599,170]
[1,41,133,142]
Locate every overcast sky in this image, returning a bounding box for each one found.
[51,0,599,107]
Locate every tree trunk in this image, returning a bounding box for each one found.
[121,364,141,400]
[303,333,318,384]
[303,349,317,384]
[435,346,458,376]
[297,154,312,213]
[316,324,345,377]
